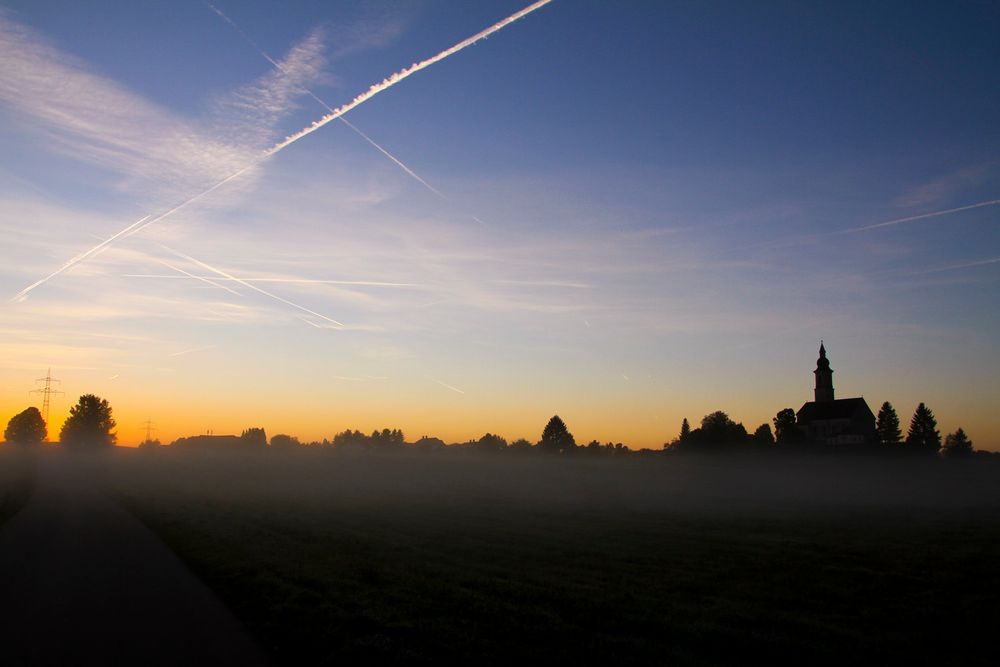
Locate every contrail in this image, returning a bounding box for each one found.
[910,256,1000,275]
[15,1,549,299]
[156,259,243,296]
[161,245,345,327]
[842,198,1000,233]
[432,378,466,395]
[123,274,420,287]
[265,0,553,156]
[11,215,150,302]
[169,345,217,357]
[208,2,459,202]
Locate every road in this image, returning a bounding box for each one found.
[0,449,270,666]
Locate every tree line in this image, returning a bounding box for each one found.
[0,394,988,460]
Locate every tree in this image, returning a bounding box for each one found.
[773,408,803,445]
[270,434,301,449]
[5,407,46,445]
[59,394,116,448]
[752,423,775,447]
[538,415,576,454]
[684,411,749,450]
[876,401,902,447]
[474,433,507,453]
[679,418,691,442]
[241,427,267,448]
[942,428,974,459]
[905,403,941,455]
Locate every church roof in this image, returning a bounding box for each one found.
[797,397,873,422]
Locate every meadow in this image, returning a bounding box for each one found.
[98,449,1000,665]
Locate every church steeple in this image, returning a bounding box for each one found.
[814,341,834,402]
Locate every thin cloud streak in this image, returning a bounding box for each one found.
[433,378,466,395]
[123,274,421,288]
[11,215,151,302]
[157,260,243,296]
[909,256,1000,276]
[169,345,217,357]
[843,198,1000,233]
[161,246,345,328]
[14,0,550,298]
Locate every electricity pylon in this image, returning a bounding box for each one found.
[29,368,64,429]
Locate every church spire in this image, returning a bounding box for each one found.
[814,341,834,402]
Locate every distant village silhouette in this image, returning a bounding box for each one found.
[2,343,988,458]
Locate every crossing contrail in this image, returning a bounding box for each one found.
[264,0,553,156]
[160,245,345,327]
[124,274,420,288]
[208,1,445,196]
[157,259,243,296]
[12,215,150,302]
[14,0,549,300]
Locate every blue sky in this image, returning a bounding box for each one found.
[1,1,998,447]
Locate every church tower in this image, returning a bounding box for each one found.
[814,342,834,402]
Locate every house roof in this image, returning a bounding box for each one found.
[797,397,874,422]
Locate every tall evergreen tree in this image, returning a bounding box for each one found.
[905,403,941,455]
[942,428,974,458]
[876,401,902,447]
[538,415,576,454]
[679,418,690,442]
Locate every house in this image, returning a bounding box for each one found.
[796,343,877,447]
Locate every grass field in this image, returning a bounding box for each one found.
[0,445,36,526]
[101,449,1000,665]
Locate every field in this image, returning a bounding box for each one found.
[99,449,1000,665]
[0,445,36,526]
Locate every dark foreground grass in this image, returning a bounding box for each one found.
[102,450,1000,665]
[0,445,36,526]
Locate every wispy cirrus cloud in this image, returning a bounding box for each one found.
[0,8,328,203]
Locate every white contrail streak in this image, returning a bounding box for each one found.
[156,259,243,296]
[911,256,1000,275]
[264,0,553,156]
[843,198,1000,233]
[123,274,420,287]
[11,215,150,302]
[432,378,466,395]
[15,1,549,299]
[207,2,447,199]
[169,345,217,357]
[161,246,345,327]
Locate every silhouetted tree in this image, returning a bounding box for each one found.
[538,415,576,454]
[752,423,775,447]
[905,403,941,455]
[5,407,46,445]
[60,394,116,448]
[679,418,690,442]
[876,401,902,447]
[942,428,974,459]
[508,438,533,453]
[371,428,405,448]
[773,408,804,445]
[684,411,749,451]
[474,433,507,453]
[241,427,267,448]
[270,434,301,449]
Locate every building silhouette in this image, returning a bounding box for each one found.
[796,343,877,447]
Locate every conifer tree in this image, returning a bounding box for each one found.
[539,415,576,454]
[679,418,690,442]
[942,428,974,458]
[905,403,941,455]
[876,401,902,447]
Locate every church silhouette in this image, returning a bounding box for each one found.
[796,343,878,447]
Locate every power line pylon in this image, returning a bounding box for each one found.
[142,418,157,444]
[29,368,64,428]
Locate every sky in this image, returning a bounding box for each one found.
[1,0,998,449]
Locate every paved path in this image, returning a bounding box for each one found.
[0,450,270,666]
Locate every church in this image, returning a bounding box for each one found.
[796,343,877,447]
